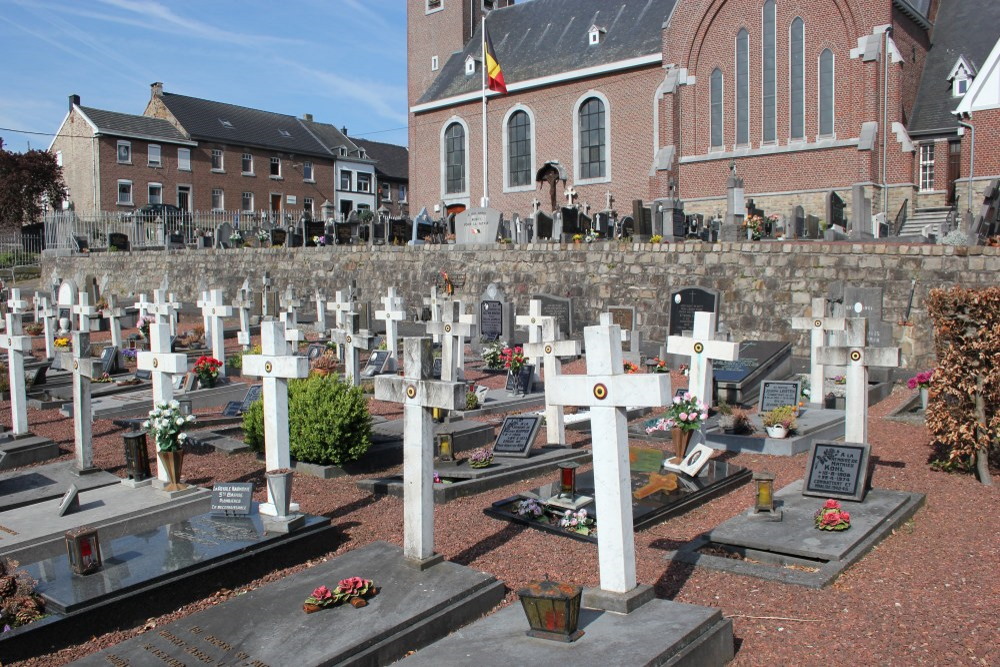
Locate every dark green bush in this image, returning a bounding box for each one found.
[242,375,372,465]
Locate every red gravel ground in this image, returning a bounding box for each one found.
[3,322,998,666]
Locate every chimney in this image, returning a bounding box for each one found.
[302,113,313,122]
[69,94,80,110]
[341,126,348,136]
[150,82,163,98]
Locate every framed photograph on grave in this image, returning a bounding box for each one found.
[493,415,541,458]
[57,484,80,517]
[663,443,713,477]
[362,350,391,378]
[306,343,325,361]
[803,441,871,502]
[758,380,801,415]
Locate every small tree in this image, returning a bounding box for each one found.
[0,138,67,230]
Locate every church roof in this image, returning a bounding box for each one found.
[908,0,1000,135]
[416,0,676,107]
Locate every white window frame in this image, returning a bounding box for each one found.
[117,140,132,164]
[399,184,407,202]
[953,76,969,97]
[148,144,161,167]
[177,148,191,171]
[148,182,163,205]
[211,148,224,172]
[465,55,476,76]
[381,182,392,201]
[241,191,254,212]
[55,151,63,167]
[573,91,612,185]
[242,152,254,175]
[440,116,470,198]
[431,55,439,71]
[270,156,282,179]
[117,180,133,205]
[357,172,371,193]
[340,170,353,191]
[502,104,536,192]
[303,197,314,215]
[303,160,314,182]
[919,143,935,192]
[426,0,442,15]
[212,188,225,211]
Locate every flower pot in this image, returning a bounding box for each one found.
[303,603,323,614]
[157,450,188,491]
[765,425,788,439]
[199,376,216,389]
[919,387,929,411]
[266,470,294,519]
[671,427,693,462]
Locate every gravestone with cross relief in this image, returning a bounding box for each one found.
[545,320,672,599]
[522,314,580,446]
[666,311,739,406]
[791,297,846,406]
[1,312,33,435]
[375,287,406,372]
[374,338,464,565]
[199,289,234,375]
[241,320,310,516]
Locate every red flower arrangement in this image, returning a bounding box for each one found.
[623,360,639,374]
[303,577,377,612]
[814,499,851,531]
[193,356,223,386]
[500,345,526,374]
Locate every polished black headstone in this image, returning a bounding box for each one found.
[714,340,789,385]
[669,287,719,336]
[134,369,152,381]
[479,300,504,339]
[531,293,572,336]
[210,482,253,516]
[803,441,871,502]
[503,364,534,393]
[240,385,263,412]
[493,416,541,458]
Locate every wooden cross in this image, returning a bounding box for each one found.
[39,296,57,359]
[425,299,476,382]
[61,333,100,472]
[6,288,28,315]
[1,313,33,435]
[330,309,373,386]
[545,322,672,595]
[816,318,899,444]
[791,297,847,406]
[666,311,738,406]
[522,312,580,446]
[374,338,464,563]
[375,287,406,368]
[241,320,310,514]
[73,292,98,333]
[199,289,233,374]
[422,286,443,344]
[233,282,254,350]
[102,294,125,348]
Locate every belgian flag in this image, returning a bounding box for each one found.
[483,22,507,94]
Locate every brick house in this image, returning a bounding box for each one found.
[407,0,1000,231]
[953,34,1000,217]
[352,137,410,217]
[49,95,197,215]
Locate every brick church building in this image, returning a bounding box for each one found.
[407,0,1000,232]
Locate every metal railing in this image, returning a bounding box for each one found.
[892,198,908,236]
[0,232,43,282]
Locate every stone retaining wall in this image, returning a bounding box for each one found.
[42,241,1000,370]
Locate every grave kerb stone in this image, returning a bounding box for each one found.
[666,311,739,406]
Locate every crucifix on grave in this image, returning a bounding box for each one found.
[39,296,57,359]
[425,299,476,383]
[241,320,310,516]
[73,292,98,333]
[792,297,847,407]
[816,318,899,444]
[422,286,444,344]
[330,309,373,386]
[666,311,739,406]
[545,321,672,600]
[61,333,100,473]
[1,312,33,435]
[605,190,615,211]
[523,312,580,446]
[374,337,465,565]
[375,287,406,371]
[199,289,233,374]
[102,294,125,349]
[233,281,253,350]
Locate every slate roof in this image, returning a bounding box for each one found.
[78,106,193,144]
[352,138,409,180]
[908,0,1000,135]
[417,0,676,105]
[297,119,362,157]
[157,92,332,157]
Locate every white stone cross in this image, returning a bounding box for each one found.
[325,289,355,360]
[39,296,57,359]
[279,286,304,346]
[197,289,214,342]
[199,289,233,374]
[102,294,125,349]
[148,289,176,328]
[233,283,254,350]
[62,333,100,472]
[531,197,541,213]
[314,288,328,336]
[241,320,310,514]
[545,321,672,595]
[666,311,739,406]
[816,318,900,444]
[792,297,847,406]
[133,293,152,320]
[565,185,578,205]
[330,310,373,386]
[1,313,33,435]
[523,315,580,446]
[137,322,189,481]
[6,288,28,315]
[73,292,98,334]
[166,292,182,337]
[421,286,444,344]
[375,287,406,369]
[516,300,549,370]
[374,337,464,564]
[425,299,476,382]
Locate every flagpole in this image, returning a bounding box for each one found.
[481,12,489,208]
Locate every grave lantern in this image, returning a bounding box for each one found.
[65,526,102,575]
[122,431,151,481]
[558,462,578,499]
[431,406,445,423]
[750,471,781,521]
[435,432,453,462]
[517,579,584,642]
[178,399,193,417]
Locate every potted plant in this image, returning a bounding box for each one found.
[761,405,797,439]
[193,356,223,388]
[500,345,526,393]
[645,392,709,462]
[907,369,934,411]
[143,400,196,491]
[468,447,494,469]
[310,350,339,377]
[265,468,294,519]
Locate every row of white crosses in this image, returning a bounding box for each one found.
[520,299,580,446]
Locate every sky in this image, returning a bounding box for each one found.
[0,0,408,154]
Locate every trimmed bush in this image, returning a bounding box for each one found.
[242,375,372,465]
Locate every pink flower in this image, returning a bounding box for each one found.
[678,412,688,421]
[700,413,708,421]
[840,511,850,523]
[824,499,840,509]
[673,396,682,405]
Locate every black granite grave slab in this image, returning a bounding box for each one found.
[714,340,792,405]
[71,541,505,667]
[0,433,61,470]
[0,462,119,512]
[400,598,734,667]
[669,479,925,588]
[486,455,751,543]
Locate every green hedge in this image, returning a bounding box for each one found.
[242,374,372,465]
